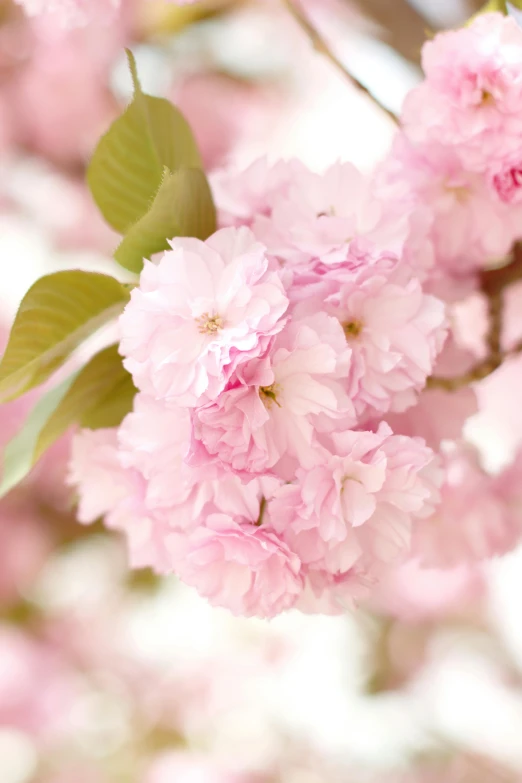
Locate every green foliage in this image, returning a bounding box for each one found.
[0,373,78,499]
[114,167,217,272]
[87,50,202,234]
[87,50,217,274]
[34,344,136,461]
[0,271,130,402]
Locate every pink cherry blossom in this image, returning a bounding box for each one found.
[189,311,354,480]
[371,558,485,623]
[268,424,441,608]
[300,262,447,420]
[119,227,289,407]
[378,136,522,281]
[402,13,522,171]
[211,157,306,229]
[252,161,413,266]
[173,514,303,618]
[412,445,522,568]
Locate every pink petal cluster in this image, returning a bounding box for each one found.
[69,179,449,617]
[376,13,522,293]
[119,227,289,407]
[412,445,522,568]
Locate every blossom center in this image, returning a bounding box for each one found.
[317,205,336,218]
[196,312,224,335]
[260,384,281,408]
[343,320,363,339]
[480,89,495,106]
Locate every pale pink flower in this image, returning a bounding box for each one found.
[67,427,171,569]
[67,428,129,525]
[316,264,447,419]
[189,312,354,480]
[402,13,522,171]
[252,161,412,266]
[211,157,306,229]
[119,227,289,407]
[188,385,276,480]
[173,514,303,618]
[371,558,485,622]
[379,136,521,278]
[269,424,441,604]
[412,445,522,568]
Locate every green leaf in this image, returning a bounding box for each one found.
[34,344,136,461]
[114,167,217,273]
[0,373,78,499]
[0,271,130,402]
[87,50,202,234]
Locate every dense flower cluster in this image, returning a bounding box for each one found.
[70,207,446,617]
[67,11,522,619]
[379,13,522,294]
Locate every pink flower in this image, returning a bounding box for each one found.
[252,161,411,266]
[313,263,447,420]
[188,385,276,480]
[371,558,485,622]
[119,227,289,407]
[379,136,522,278]
[211,157,305,228]
[268,424,441,606]
[412,445,522,568]
[189,311,354,480]
[173,514,303,618]
[402,13,522,171]
[67,428,129,524]
[68,399,272,575]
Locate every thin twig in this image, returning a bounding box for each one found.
[281,0,399,125]
[428,245,522,391]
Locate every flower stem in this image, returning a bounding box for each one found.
[281,0,399,125]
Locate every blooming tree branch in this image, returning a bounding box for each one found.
[281,0,399,124]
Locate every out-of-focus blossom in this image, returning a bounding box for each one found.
[15,0,120,27]
[412,445,522,568]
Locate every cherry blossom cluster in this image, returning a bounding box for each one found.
[69,164,449,618]
[379,12,522,296]
[67,10,522,619]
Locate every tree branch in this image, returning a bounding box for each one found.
[281,0,399,124]
[427,245,522,391]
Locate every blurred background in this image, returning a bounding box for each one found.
[2,1,522,781]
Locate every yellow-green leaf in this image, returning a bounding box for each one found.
[0,373,78,499]
[114,167,217,273]
[34,344,136,461]
[0,271,130,402]
[87,50,202,234]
